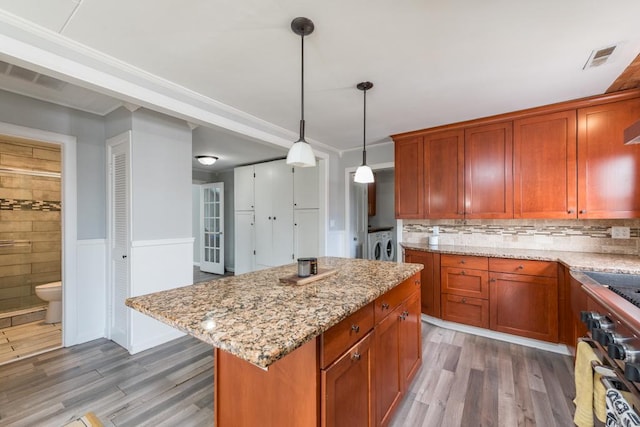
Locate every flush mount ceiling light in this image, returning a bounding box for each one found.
[286,17,316,168]
[195,155,218,166]
[354,81,375,184]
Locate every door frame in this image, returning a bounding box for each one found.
[344,161,394,259]
[0,121,77,347]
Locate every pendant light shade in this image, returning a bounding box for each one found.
[286,17,316,168]
[354,81,374,184]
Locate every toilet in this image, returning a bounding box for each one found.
[35,281,62,323]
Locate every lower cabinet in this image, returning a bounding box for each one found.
[322,332,375,427]
[404,249,440,317]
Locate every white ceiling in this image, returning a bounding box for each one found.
[1,0,640,168]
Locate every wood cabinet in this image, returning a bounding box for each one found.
[215,273,422,427]
[513,110,577,218]
[393,90,640,220]
[404,249,441,317]
[577,97,640,218]
[423,129,464,219]
[489,258,558,342]
[440,255,489,328]
[322,332,375,427]
[464,122,513,219]
[374,276,421,427]
[394,136,423,218]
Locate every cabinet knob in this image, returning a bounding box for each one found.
[489,278,496,283]
[461,297,467,303]
[517,265,524,270]
[579,210,586,214]
[268,216,272,220]
[460,260,466,264]
[414,280,420,285]
[381,303,390,310]
[567,209,574,214]
[460,270,466,275]
[273,216,276,220]
[351,324,360,333]
[351,352,361,361]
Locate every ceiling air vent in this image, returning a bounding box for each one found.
[583,45,616,69]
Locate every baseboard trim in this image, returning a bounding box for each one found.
[421,314,571,356]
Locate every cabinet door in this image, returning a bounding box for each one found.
[323,332,374,427]
[489,272,558,342]
[394,136,424,218]
[234,211,254,274]
[271,161,294,265]
[441,294,489,328]
[577,97,640,218]
[513,111,577,218]
[399,291,421,389]
[404,250,440,317]
[294,209,319,259]
[234,165,255,211]
[294,165,319,209]
[375,305,402,427]
[464,122,513,218]
[423,129,465,219]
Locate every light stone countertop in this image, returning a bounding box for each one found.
[125,257,423,369]
[401,243,640,274]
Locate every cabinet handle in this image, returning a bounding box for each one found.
[351,324,360,333]
[414,280,420,285]
[460,260,466,264]
[517,265,524,270]
[489,278,496,282]
[402,310,409,318]
[381,303,390,310]
[567,209,574,214]
[460,270,466,275]
[352,352,361,361]
[399,313,406,320]
[461,298,467,303]
[579,210,586,214]
[268,216,272,220]
[273,216,276,220]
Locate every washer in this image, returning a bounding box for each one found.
[367,231,384,260]
[380,231,395,261]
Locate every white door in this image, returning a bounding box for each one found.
[200,182,224,275]
[107,131,131,349]
[234,211,255,274]
[294,209,319,258]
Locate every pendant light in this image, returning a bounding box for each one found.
[286,17,316,168]
[354,81,375,184]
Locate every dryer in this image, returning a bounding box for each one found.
[380,230,395,261]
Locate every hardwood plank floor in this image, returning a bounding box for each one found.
[0,322,575,426]
[0,321,61,365]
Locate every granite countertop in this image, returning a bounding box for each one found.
[125,257,422,369]
[401,243,640,274]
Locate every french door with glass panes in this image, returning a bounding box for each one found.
[200,182,224,274]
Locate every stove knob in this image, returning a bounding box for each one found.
[581,311,598,323]
[608,343,626,360]
[625,362,640,382]
[592,328,609,346]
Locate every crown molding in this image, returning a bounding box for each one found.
[0,10,340,154]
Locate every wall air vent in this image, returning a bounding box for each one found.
[583,45,617,69]
[0,60,67,91]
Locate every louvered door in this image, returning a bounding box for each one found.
[107,132,131,349]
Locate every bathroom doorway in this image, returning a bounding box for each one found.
[0,135,62,364]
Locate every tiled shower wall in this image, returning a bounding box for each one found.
[0,136,61,312]
[403,219,640,255]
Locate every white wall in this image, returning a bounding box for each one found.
[192,184,201,265]
[368,169,395,229]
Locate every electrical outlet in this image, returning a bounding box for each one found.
[611,226,631,239]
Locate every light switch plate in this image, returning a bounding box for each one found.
[611,226,631,239]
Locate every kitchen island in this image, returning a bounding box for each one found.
[126,257,423,426]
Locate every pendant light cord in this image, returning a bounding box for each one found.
[299,34,305,141]
[362,86,367,165]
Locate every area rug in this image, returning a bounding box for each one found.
[63,412,104,427]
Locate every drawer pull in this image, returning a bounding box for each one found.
[351,324,360,333]
[352,352,361,361]
[414,280,420,285]
[399,313,406,320]
[567,209,574,214]
[460,270,466,275]
[402,310,409,318]
[461,297,467,303]
[381,303,390,310]
[460,260,466,264]
[517,265,524,270]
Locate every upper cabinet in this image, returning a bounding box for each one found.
[513,110,577,218]
[234,165,255,211]
[577,97,640,218]
[464,122,513,219]
[394,136,424,218]
[393,90,640,220]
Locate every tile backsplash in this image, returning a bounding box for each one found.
[402,219,640,255]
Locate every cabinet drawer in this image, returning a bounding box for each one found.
[374,272,420,323]
[441,267,489,299]
[441,294,489,329]
[489,258,557,277]
[321,303,374,368]
[441,254,488,270]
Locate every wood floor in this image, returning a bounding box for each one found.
[0,322,576,426]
